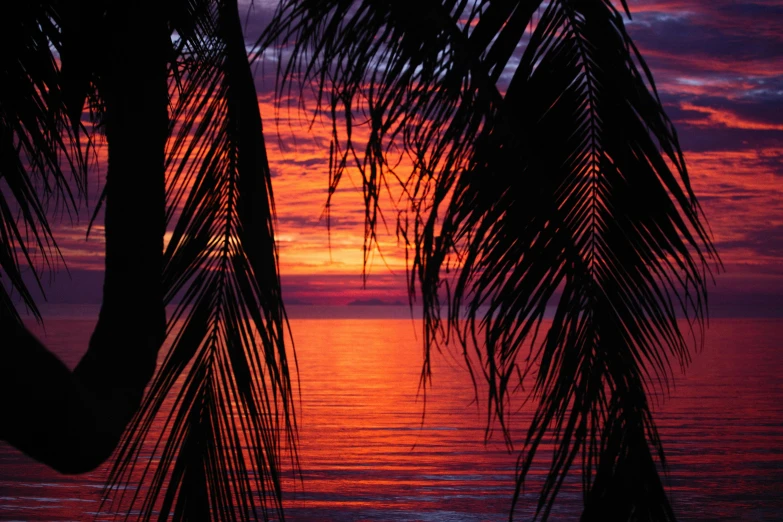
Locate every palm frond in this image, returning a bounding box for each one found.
[263,0,718,519]
[103,1,295,519]
[436,2,718,518]
[261,0,507,274]
[0,1,86,322]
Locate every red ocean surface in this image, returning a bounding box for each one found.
[1,310,782,520]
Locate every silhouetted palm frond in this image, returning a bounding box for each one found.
[103,1,295,519]
[261,0,500,273]
[263,0,718,519]
[0,1,85,322]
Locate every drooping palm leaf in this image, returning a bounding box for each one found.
[263,0,718,519]
[261,0,499,274]
[0,1,85,322]
[103,1,296,519]
[435,2,718,518]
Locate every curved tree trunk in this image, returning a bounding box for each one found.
[1,1,168,473]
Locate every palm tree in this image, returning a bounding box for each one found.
[1,0,717,520]
[2,0,168,473]
[2,0,293,517]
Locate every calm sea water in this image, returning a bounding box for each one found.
[1,310,781,520]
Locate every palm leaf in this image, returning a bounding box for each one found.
[261,0,501,273]
[437,2,718,518]
[103,1,296,519]
[262,0,718,519]
[0,1,86,322]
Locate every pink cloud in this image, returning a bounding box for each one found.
[680,102,783,131]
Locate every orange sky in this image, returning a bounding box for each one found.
[30,0,783,314]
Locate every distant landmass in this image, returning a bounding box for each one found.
[283,298,313,305]
[347,298,405,306]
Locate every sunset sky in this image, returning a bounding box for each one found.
[36,0,783,314]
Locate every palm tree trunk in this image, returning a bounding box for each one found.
[1,2,168,473]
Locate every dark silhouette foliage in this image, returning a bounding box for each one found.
[0,1,85,323]
[2,0,294,517]
[0,0,718,520]
[264,0,718,519]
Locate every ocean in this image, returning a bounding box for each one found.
[1,309,781,520]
